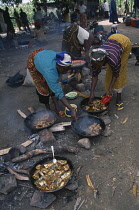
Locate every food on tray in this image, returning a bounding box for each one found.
[32,160,72,191]
[71,60,85,67]
[85,100,107,112]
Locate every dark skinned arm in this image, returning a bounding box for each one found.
[107,74,117,96]
[83,34,95,67]
[60,96,77,120]
[89,75,98,104]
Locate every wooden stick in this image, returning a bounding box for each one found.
[12,146,78,163]
[17,109,27,119]
[12,169,29,175]
[6,167,29,181]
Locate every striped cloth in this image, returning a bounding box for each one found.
[100,39,123,77]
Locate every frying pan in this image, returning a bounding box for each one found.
[29,156,74,192]
[80,97,109,114]
[71,115,105,137]
[24,109,57,131]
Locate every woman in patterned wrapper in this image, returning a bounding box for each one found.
[27,49,77,120]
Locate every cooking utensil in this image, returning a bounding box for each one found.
[71,115,105,137]
[24,109,57,131]
[80,97,109,114]
[51,146,57,163]
[29,156,74,192]
[101,95,111,104]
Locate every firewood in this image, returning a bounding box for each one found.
[6,167,29,181]
[11,146,78,163]
[0,140,33,156]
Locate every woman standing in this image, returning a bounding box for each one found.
[109,0,120,24]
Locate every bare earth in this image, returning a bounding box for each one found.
[0,18,139,210]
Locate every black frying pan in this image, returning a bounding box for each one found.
[29,156,74,193]
[80,97,109,115]
[24,109,57,131]
[71,115,105,137]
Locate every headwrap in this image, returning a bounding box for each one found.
[90,48,108,61]
[111,25,117,33]
[56,51,72,66]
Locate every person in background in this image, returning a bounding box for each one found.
[109,0,121,24]
[63,5,71,23]
[79,1,87,28]
[3,7,15,34]
[20,9,31,33]
[124,1,129,16]
[27,49,77,120]
[0,35,5,50]
[118,5,123,17]
[89,21,104,35]
[14,9,21,31]
[32,8,37,24]
[103,0,109,19]
[56,6,62,26]
[34,6,43,26]
[99,4,104,20]
[89,34,132,110]
[34,21,47,43]
[107,24,119,38]
[71,8,80,23]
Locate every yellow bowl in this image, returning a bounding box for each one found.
[65,104,77,117]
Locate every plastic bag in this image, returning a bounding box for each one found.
[22,68,35,87]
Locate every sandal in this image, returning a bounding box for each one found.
[116,103,124,110]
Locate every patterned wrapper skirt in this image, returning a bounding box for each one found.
[27,48,50,96]
[105,34,132,93]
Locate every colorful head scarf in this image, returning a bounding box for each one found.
[56,51,72,66]
[111,25,117,33]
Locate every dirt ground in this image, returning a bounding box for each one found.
[1,18,139,210]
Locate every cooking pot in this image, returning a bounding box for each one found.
[24,109,57,131]
[71,115,105,137]
[29,156,74,192]
[80,97,109,115]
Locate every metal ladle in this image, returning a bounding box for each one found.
[51,146,57,163]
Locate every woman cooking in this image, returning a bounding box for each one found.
[89,34,132,110]
[62,22,100,68]
[27,49,77,120]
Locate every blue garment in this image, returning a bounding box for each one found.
[34,50,64,100]
[135,0,139,9]
[109,0,118,23]
[94,25,104,34]
[107,31,119,38]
